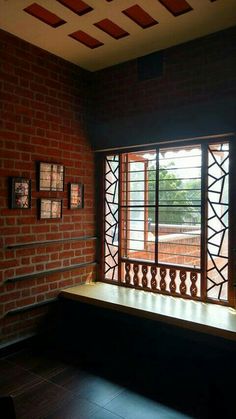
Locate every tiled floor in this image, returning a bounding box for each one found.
[0,348,192,419]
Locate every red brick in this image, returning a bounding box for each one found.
[45,290,59,299]
[46,261,62,270]
[16,297,35,307]
[4,301,16,312]
[0,260,18,269]
[21,289,30,297]
[50,253,59,260]
[35,264,44,271]
[36,294,45,302]
[0,292,21,302]
[16,279,36,288]
[1,150,20,160]
[16,248,35,257]
[32,284,49,295]
[32,225,50,234]
[15,266,35,276]
[59,279,73,288]
[49,283,58,290]
[32,255,49,263]
[60,250,74,259]
[17,235,35,243]
[21,257,30,265]
[2,227,21,235]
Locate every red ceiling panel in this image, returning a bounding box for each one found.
[94,19,129,40]
[122,5,158,29]
[69,30,103,48]
[24,3,66,27]
[158,0,192,17]
[57,0,93,16]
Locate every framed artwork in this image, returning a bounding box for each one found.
[10,177,31,209]
[69,183,84,209]
[39,198,62,219]
[38,162,64,191]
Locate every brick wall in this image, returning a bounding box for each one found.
[0,30,96,346]
[93,26,236,121]
[1,25,236,346]
[90,26,236,149]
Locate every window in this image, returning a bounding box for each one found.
[102,140,231,305]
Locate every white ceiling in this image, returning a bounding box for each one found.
[1,0,236,71]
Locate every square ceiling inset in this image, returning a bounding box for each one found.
[94,19,129,40]
[122,5,158,29]
[57,0,93,16]
[158,0,192,17]
[69,30,103,48]
[24,3,66,27]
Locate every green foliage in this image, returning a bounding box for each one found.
[148,165,201,224]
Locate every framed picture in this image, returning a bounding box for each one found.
[39,198,62,219]
[69,183,84,209]
[38,162,64,191]
[10,177,31,209]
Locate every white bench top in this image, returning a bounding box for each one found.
[60,282,236,341]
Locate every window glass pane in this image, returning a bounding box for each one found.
[121,207,155,261]
[158,146,202,268]
[121,151,156,262]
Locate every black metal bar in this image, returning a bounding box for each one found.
[5,261,97,284]
[155,147,159,264]
[120,205,156,208]
[5,236,97,250]
[94,133,234,153]
[6,298,58,316]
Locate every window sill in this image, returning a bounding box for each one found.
[60,282,236,341]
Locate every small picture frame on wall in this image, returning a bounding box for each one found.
[39,198,62,219]
[38,162,64,192]
[9,177,31,209]
[69,183,84,209]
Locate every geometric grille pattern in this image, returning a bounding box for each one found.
[207,143,229,301]
[104,155,119,281]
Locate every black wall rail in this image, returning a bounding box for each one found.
[5,236,97,250]
[5,297,58,316]
[4,261,97,284]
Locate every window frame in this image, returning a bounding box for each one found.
[98,137,235,307]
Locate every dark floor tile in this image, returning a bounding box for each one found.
[6,349,68,380]
[50,366,92,392]
[43,395,100,419]
[104,390,192,419]
[52,367,125,407]
[75,375,125,407]
[0,359,43,397]
[14,379,75,419]
[90,408,123,419]
[84,359,132,389]
[127,360,206,416]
